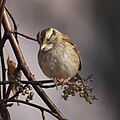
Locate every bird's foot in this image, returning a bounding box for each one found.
[53,78,69,89]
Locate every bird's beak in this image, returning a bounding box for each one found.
[41,37,47,50]
[40,43,46,50]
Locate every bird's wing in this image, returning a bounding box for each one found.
[62,34,82,71]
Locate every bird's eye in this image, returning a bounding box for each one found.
[47,38,50,42]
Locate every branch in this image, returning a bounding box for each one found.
[41,110,45,120]
[1,103,13,108]
[0,106,11,120]
[5,6,18,41]
[0,80,52,85]
[11,30,37,42]
[1,48,6,98]
[0,80,59,89]
[0,0,7,101]
[0,0,6,25]
[8,99,66,120]
[0,84,27,106]
[2,9,66,119]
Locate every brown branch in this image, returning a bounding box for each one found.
[0,84,28,106]
[8,99,67,120]
[0,106,11,120]
[2,9,66,119]
[1,48,6,98]
[0,80,59,89]
[41,110,45,120]
[11,30,37,42]
[0,80,19,85]
[1,103,13,108]
[0,0,6,25]
[0,32,8,50]
[0,80,53,85]
[0,78,77,89]
[0,0,7,101]
[5,6,18,41]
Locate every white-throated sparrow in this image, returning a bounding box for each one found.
[37,28,82,86]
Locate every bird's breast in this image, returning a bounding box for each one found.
[38,45,80,79]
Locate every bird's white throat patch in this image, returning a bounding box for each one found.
[41,43,53,51]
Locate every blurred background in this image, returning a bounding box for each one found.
[2,0,120,120]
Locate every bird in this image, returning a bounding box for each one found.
[37,28,82,86]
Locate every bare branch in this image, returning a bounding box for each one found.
[2,9,66,119]
[11,30,37,42]
[41,110,45,120]
[0,106,11,120]
[0,0,7,103]
[1,103,13,108]
[0,84,27,106]
[0,80,59,88]
[5,7,18,37]
[0,48,6,98]
[0,0,6,25]
[8,99,67,120]
[0,0,7,107]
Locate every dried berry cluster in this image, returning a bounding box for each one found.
[7,54,34,104]
[17,80,34,103]
[62,74,97,104]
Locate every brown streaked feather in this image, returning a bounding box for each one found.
[62,33,82,71]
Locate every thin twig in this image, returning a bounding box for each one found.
[41,110,45,120]
[0,80,58,88]
[0,32,8,49]
[0,106,11,120]
[0,84,27,106]
[11,30,37,42]
[0,79,75,89]
[0,80,48,85]
[1,48,6,98]
[1,103,13,108]
[0,91,20,106]
[8,99,66,120]
[0,80,19,85]
[0,0,7,101]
